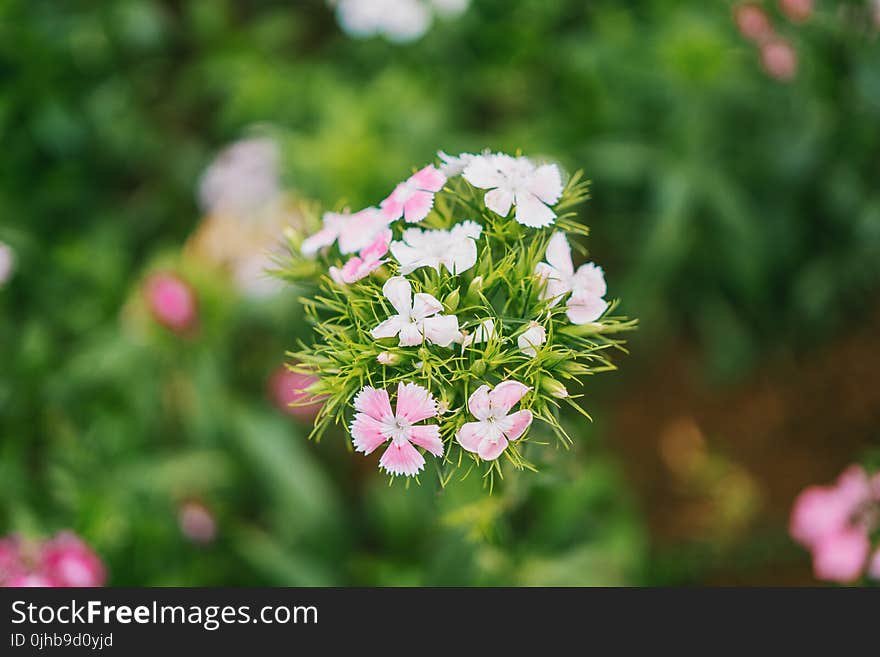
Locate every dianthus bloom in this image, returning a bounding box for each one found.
[144,272,198,334]
[789,465,880,583]
[351,382,444,477]
[268,365,325,422]
[0,532,106,588]
[285,149,633,486]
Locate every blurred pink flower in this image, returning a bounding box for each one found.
[380,165,447,224]
[350,382,444,477]
[145,272,198,334]
[790,465,879,584]
[456,381,533,461]
[301,208,388,257]
[734,4,774,43]
[40,532,106,587]
[178,501,217,545]
[329,228,392,285]
[761,38,798,81]
[1,532,105,588]
[269,366,324,423]
[779,0,813,23]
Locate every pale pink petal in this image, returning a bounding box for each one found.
[353,385,393,421]
[477,434,509,461]
[382,276,412,315]
[835,465,872,506]
[337,255,367,283]
[395,382,437,423]
[380,185,408,222]
[498,409,533,441]
[456,421,487,453]
[528,164,563,205]
[301,226,338,257]
[484,187,514,218]
[467,385,492,421]
[410,165,446,192]
[790,485,857,548]
[462,156,505,189]
[489,380,531,415]
[534,262,570,306]
[328,266,345,285]
[514,191,556,228]
[412,292,443,320]
[403,190,434,223]
[545,232,574,277]
[572,262,607,298]
[360,228,392,262]
[379,440,426,477]
[398,322,424,346]
[338,209,385,254]
[371,316,406,340]
[566,295,608,324]
[811,529,870,583]
[409,424,444,456]
[351,413,389,454]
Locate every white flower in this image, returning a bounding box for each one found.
[371,276,460,347]
[517,321,547,358]
[463,153,563,228]
[390,221,482,275]
[301,207,388,257]
[431,0,470,17]
[198,138,281,217]
[437,150,479,177]
[534,232,608,324]
[458,318,497,348]
[335,0,432,43]
[0,242,15,287]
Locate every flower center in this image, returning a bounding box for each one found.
[383,415,412,443]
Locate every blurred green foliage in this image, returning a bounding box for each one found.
[1,0,879,584]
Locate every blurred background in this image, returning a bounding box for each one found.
[1,0,879,585]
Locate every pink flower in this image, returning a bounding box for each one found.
[380,165,447,224]
[268,365,324,422]
[0,537,24,585]
[350,382,444,477]
[456,381,533,461]
[329,228,392,285]
[301,208,389,257]
[370,276,460,347]
[178,501,217,545]
[811,529,870,584]
[733,4,773,43]
[145,272,198,334]
[463,154,562,228]
[534,232,608,324]
[761,38,797,82]
[40,532,106,587]
[779,0,813,23]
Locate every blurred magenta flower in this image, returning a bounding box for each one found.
[761,38,798,81]
[1,532,106,588]
[178,501,217,545]
[779,0,813,23]
[269,366,324,422]
[145,272,198,334]
[789,465,880,583]
[733,3,774,43]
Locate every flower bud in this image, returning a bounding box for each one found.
[377,351,401,366]
[465,275,484,301]
[472,359,487,376]
[443,288,460,312]
[145,272,198,334]
[541,377,570,399]
[268,365,325,422]
[178,501,217,545]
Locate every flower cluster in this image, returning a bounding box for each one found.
[0,532,106,588]
[789,465,880,584]
[282,150,635,487]
[333,0,469,44]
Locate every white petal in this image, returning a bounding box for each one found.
[514,190,556,228]
[517,323,547,357]
[545,232,574,277]
[412,292,443,320]
[371,315,405,340]
[389,241,424,275]
[572,262,607,299]
[462,155,505,189]
[528,164,563,205]
[566,295,608,324]
[484,187,514,218]
[445,237,478,275]
[534,262,570,306]
[398,322,424,346]
[382,276,412,315]
[422,315,460,347]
